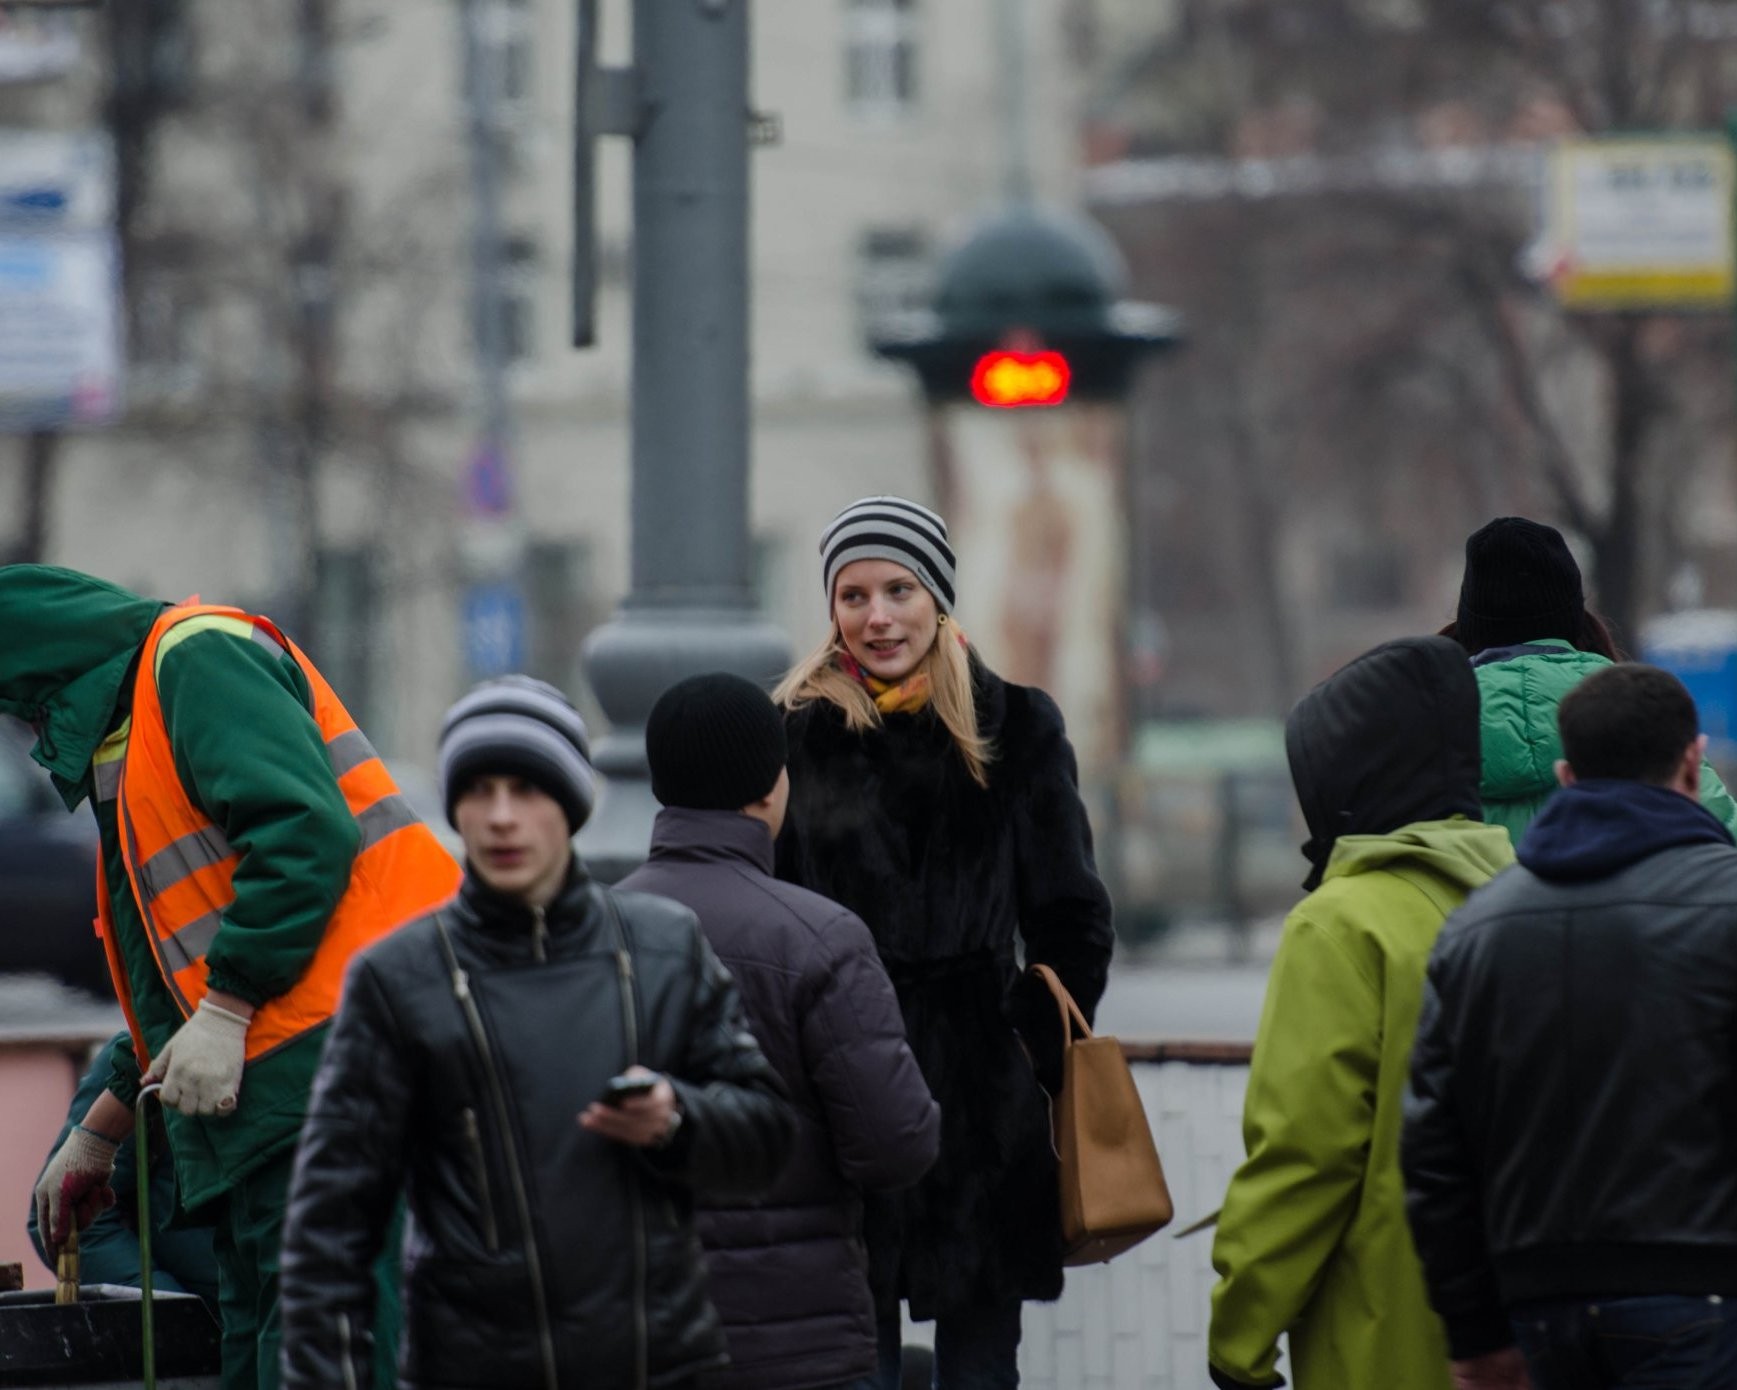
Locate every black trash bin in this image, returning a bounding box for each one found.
[0,1284,221,1388]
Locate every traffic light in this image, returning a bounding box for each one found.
[970,348,1071,408]
[871,206,1182,403]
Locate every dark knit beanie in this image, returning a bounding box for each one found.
[645,672,787,811]
[438,675,597,833]
[1456,517,1586,654]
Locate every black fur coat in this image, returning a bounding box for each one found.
[776,663,1114,1318]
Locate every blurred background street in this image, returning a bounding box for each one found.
[8,2,1737,1383]
[9,0,1737,936]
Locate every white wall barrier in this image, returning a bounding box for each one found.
[1019,1051,1253,1390]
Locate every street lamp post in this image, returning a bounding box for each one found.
[575,0,787,881]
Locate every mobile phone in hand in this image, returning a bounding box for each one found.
[601,1074,658,1107]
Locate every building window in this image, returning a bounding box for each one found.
[313,547,379,730]
[844,0,919,121]
[112,0,196,109]
[525,539,597,691]
[131,281,194,381]
[125,244,204,402]
[752,534,789,618]
[478,235,539,364]
[470,0,534,167]
[497,0,533,104]
[854,225,932,344]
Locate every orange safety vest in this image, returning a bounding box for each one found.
[93,603,460,1068]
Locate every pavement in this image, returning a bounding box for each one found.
[1094,918,1282,1044]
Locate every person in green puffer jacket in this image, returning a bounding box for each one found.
[1446,517,1737,841]
[1208,636,1515,1390]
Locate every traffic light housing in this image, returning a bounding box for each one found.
[871,205,1182,404]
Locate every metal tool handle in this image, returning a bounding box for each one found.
[136,1082,164,1390]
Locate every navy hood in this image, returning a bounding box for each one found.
[1518,779,1734,882]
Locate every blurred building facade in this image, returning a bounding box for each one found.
[0,0,1083,762]
[12,0,1737,859]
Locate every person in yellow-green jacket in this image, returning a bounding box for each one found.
[1207,635,1516,1390]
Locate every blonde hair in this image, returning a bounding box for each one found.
[774,618,994,788]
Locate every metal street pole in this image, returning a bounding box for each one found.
[577,0,787,880]
[997,0,1033,205]
[458,0,528,682]
[18,430,57,563]
[463,0,513,481]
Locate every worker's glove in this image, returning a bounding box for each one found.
[34,1125,119,1252]
[148,999,250,1117]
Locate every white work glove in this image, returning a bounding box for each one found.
[34,1125,119,1253]
[147,999,250,1117]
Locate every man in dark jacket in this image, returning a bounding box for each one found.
[280,676,795,1390]
[619,672,940,1390]
[1404,662,1737,1390]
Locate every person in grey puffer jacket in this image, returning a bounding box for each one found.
[280,677,794,1390]
[620,673,940,1390]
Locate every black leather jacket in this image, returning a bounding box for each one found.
[1404,824,1737,1359]
[280,866,795,1390]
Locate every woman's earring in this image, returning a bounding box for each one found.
[937,613,948,625]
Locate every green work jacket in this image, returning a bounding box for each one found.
[0,567,360,1212]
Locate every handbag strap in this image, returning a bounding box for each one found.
[1028,963,1093,1045]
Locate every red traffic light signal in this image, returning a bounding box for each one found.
[970,349,1071,408]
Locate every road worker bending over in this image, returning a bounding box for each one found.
[2,564,460,1390]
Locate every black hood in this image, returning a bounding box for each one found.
[1286,635,1483,890]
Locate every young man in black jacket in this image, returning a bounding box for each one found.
[619,673,941,1390]
[279,676,795,1390]
[1404,662,1737,1390]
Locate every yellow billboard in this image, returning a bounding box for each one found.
[1542,136,1734,310]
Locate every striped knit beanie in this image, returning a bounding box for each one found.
[820,496,957,614]
[438,675,597,833]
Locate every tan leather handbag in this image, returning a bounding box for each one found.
[1029,963,1173,1265]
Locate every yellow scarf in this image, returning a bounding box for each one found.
[838,623,968,715]
[862,669,932,715]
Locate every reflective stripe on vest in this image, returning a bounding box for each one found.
[91,718,129,805]
[102,603,461,1062]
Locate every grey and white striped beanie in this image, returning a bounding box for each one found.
[820,496,957,614]
[438,675,597,833]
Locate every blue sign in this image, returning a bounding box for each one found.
[462,443,514,517]
[463,582,525,679]
[1643,610,1737,759]
[0,132,121,432]
[2,187,66,218]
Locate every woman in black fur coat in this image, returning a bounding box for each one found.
[774,496,1115,1390]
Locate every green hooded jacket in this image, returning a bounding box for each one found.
[1208,819,1514,1390]
[0,566,361,1212]
[1476,637,1737,841]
